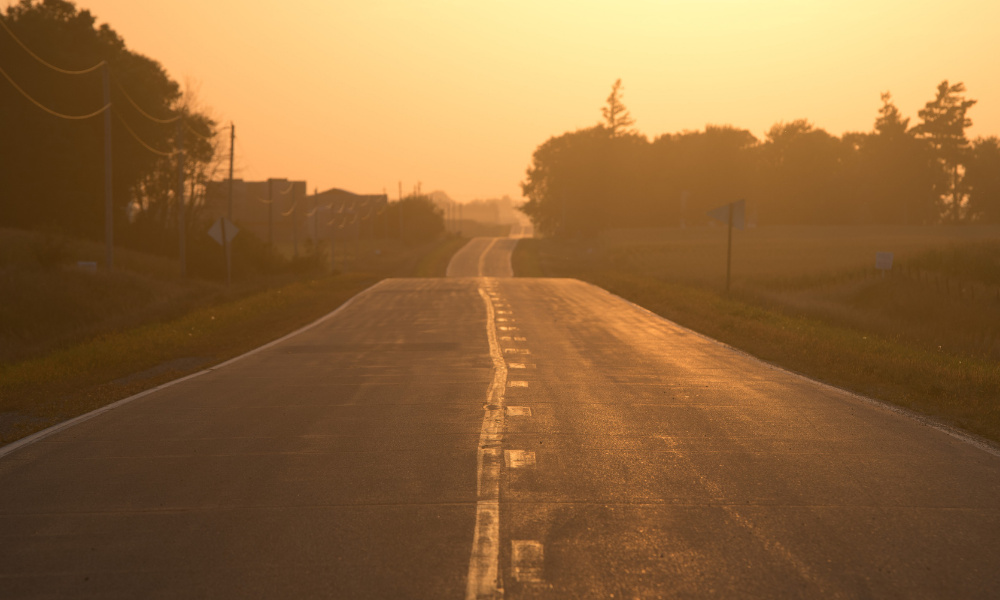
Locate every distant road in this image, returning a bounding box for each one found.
[446,237,518,277]
[2,247,1000,598]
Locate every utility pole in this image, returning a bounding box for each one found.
[398,181,403,240]
[292,184,298,259]
[725,203,733,293]
[224,123,234,286]
[330,212,337,273]
[267,179,274,251]
[176,121,186,278]
[102,64,114,271]
[313,188,319,248]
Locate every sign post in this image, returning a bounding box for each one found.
[706,199,746,292]
[876,252,894,278]
[208,217,239,283]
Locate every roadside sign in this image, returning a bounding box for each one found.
[876,252,893,277]
[707,199,746,230]
[208,217,239,246]
[706,199,746,292]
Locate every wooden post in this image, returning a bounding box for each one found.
[102,64,114,271]
[725,202,733,292]
[176,121,186,277]
[225,123,235,285]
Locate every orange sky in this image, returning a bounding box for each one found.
[49,0,1000,202]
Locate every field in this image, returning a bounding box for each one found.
[0,228,468,445]
[513,225,1000,443]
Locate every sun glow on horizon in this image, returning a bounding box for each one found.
[41,0,1000,201]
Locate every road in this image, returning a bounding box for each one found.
[446,237,518,277]
[2,237,999,599]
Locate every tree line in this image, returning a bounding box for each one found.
[1,0,219,252]
[520,80,1000,237]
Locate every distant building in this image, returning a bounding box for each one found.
[306,188,389,245]
[205,180,388,254]
[204,179,307,247]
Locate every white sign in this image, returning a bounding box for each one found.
[208,217,239,246]
[875,252,893,270]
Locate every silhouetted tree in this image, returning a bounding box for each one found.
[966,137,1000,223]
[520,126,654,237]
[850,93,938,223]
[911,81,977,221]
[0,0,216,248]
[756,120,850,224]
[652,125,757,226]
[383,194,444,243]
[519,81,982,234]
[601,79,635,137]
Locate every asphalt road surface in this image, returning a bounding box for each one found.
[2,238,999,599]
[446,237,518,277]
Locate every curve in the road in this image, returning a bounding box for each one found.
[446,236,518,277]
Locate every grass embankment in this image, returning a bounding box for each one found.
[512,228,1000,444]
[0,231,467,445]
[414,236,470,276]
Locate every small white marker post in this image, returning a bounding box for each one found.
[876,252,894,279]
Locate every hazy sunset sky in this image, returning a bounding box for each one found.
[49,0,1000,202]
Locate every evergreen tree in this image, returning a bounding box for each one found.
[600,79,635,137]
[966,137,1000,223]
[911,81,977,221]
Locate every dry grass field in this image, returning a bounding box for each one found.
[0,228,469,445]
[599,224,1000,284]
[513,225,1000,443]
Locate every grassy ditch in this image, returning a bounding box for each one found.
[414,236,470,277]
[513,232,1000,444]
[0,232,467,446]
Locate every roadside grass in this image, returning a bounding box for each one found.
[597,224,1000,284]
[0,233,467,446]
[514,233,1000,444]
[511,238,545,277]
[414,236,470,277]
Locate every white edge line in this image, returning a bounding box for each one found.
[445,237,475,278]
[0,279,391,460]
[580,280,1000,459]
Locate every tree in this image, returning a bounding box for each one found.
[0,0,216,247]
[651,125,758,226]
[519,79,983,235]
[850,93,938,223]
[911,80,977,221]
[755,120,849,224]
[383,194,444,242]
[966,137,1000,223]
[119,85,220,256]
[600,79,635,137]
[520,126,653,237]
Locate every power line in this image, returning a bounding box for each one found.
[112,76,180,124]
[281,200,297,217]
[0,63,108,119]
[0,18,105,75]
[185,121,217,141]
[114,109,177,157]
